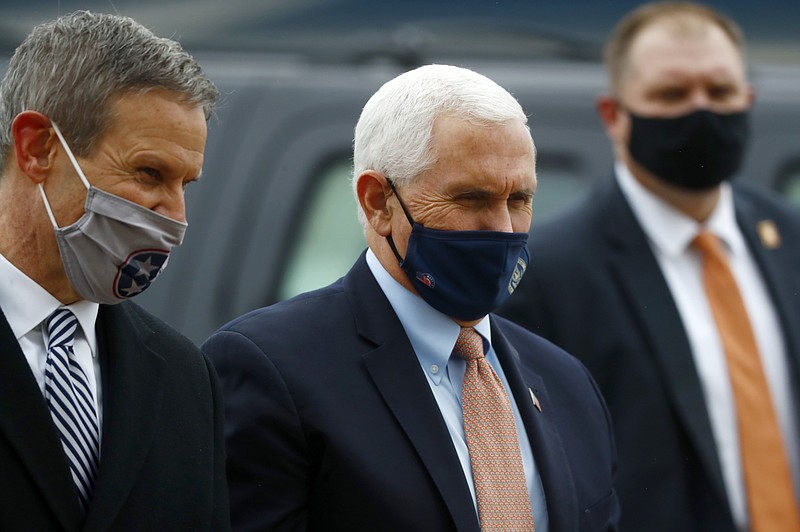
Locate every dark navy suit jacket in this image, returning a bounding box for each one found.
[500,177,800,531]
[0,302,229,531]
[204,253,620,531]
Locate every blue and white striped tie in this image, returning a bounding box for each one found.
[44,308,100,515]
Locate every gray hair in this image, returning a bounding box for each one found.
[0,10,219,170]
[352,64,529,227]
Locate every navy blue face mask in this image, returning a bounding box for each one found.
[385,180,530,321]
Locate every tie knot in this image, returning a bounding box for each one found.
[693,230,724,257]
[454,327,485,361]
[46,308,78,349]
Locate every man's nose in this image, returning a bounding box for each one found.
[483,205,514,233]
[689,89,713,110]
[154,188,187,223]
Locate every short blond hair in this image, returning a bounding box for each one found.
[605,2,744,96]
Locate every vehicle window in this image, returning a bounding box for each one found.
[777,158,800,207]
[531,152,587,222]
[278,159,366,300]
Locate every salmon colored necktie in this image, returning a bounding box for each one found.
[455,326,535,531]
[694,230,800,531]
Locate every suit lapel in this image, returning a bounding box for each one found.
[734,190,800,378]
[601,180,731,510]
[345,256,480,532]
[0,307,83,529]
[490,320,579,531]
[83,303,167,532]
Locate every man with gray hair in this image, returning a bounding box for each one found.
[205,64,619,531]
[0,11,228,530]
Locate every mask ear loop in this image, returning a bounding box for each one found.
[50,122,92,190]
[384,178,416,265]
[38,121,93,229]
[38,183,60,229]
[386,179,415,225]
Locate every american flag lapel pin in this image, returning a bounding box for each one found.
[529,388,542,413]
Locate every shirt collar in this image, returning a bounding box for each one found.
[366,249,491,385]
[0,252,99,355]
[615,161,741,255]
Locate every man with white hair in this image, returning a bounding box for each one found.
[205,64,619,531]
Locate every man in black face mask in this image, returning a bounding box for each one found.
[500,2,800,531]
[205,64,620,531]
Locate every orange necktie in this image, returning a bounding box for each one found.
[455,326,535,531]
[694,230,800,531]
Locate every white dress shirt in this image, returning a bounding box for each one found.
[616,162,800,530]
[366,249,549,530]
[0,252,103,430]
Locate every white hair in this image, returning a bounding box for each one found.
[352,64,529,227]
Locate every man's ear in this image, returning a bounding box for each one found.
[356,170,394,237]
[596,94,627,145]
[10,111,57,184]
[746,84,756,107]
[596,94,621,129]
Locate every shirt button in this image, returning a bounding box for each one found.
[430,364,440,374]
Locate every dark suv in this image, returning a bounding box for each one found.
[131,53,800,343]
[3,1,798,344]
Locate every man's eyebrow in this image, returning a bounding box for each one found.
[454,189,495,198]
[509,192,534,205]
[511,188,536,198]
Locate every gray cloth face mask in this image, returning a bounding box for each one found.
[38,122,187,305]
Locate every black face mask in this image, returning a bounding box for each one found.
[627,108,750,190]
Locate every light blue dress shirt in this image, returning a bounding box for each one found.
[366,249,549,530]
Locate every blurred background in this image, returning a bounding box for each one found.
[1,0,798,63]
[2,0,798,343]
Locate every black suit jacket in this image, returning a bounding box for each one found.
[204,253,620,531]
[499,177,800,531]
[0,301,230,531]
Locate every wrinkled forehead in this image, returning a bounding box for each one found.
[429,113,534,152]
